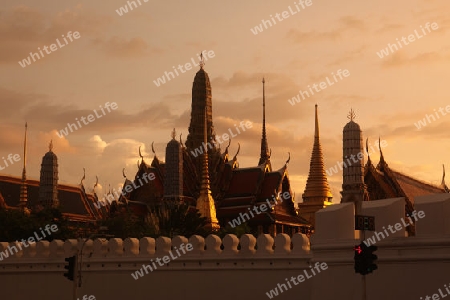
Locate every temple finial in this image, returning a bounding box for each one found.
[151,142,156,154]
[171,128,176,140]
[347,108,356,121]
[199,51,204,69]
[378,136,386,166]
[233,143,241,161]
[441,164,449,192]
[23,122,27,172]
[315,104,319,138]
[80,168,86,185]
[49,140,53,152]
[379,136,383,156]
[224,139,231,154]
[139,145,144,160]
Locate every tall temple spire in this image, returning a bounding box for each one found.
[258,77,271,170]
[196,107,219,231]
[164,128,183,200]
[19,122,28,211]
[185,64,215,152]
[185,63,219,192]
[340,109,369,213]
[39,140,59,208]
[299,105,332,226]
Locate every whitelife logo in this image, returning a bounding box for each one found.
[0,224,58,261]
[153,50,215,87]
[18,31,81,68]
[265,262,328,299]
[115,0,149,16]
[227,192,291,228]
[420,282,450,300]
[414,105,450,130]
[250,0,313,35]
[93,172,156,209]
[288,69,350,106]
[376,22,439,59]
[131,243,193,280]
[325,139,388,177]
[0,153,21,171]
[363,210,425,247]
[190,121,253,158]
[56,102,118,138]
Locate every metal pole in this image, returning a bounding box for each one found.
[78,233,114,289]
[362,230,366,300]
[73,251,78,300]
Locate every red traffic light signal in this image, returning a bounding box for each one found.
[63,256,76,281]
[354,243,378,275]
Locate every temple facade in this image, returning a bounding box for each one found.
[120,65,311,236]
[339,110,448,235]
[0,124,107,231]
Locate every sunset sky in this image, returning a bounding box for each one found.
[1,0,449,203]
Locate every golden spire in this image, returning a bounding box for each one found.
[302,105,333,200]
[196,107,219,231]
[19,122,28,210]
[315,103,320,139]
[259,77,271,170]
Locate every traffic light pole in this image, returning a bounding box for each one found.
[72,259,78,300]
[362,230,367,300]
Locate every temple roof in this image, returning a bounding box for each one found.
[365,158,447,211]
[390,170,446,206]
[343,120,361,131]
[224,166,266,197]
[0,174,100,221]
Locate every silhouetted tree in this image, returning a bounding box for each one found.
[0,207,71,242]
[99,207,155,239]
[148,202,209,238]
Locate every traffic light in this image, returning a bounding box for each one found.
[63,256,76,281]
[354,243,378,275]
[365,245,378,273]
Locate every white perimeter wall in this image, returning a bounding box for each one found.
[1,194,450,300]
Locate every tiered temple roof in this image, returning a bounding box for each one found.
[122,66,310,235]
